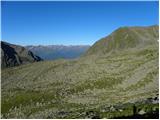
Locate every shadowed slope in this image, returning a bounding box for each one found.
[1,41,42,68]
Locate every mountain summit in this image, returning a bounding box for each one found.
[85,25,158,56]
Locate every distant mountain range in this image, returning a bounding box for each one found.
[26,45,90,60]
[1,41,42,68]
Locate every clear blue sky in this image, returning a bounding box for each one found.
[2,1,159,45]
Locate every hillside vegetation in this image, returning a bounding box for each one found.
[85,25,158,55]
[1,25,159,118]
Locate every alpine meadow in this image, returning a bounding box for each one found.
[1,1,159,119]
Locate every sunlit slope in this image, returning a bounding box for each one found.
[85,25,158,56]
[1,25,159,118]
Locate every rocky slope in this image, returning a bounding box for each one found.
[1,25,159,118]
[1,41,42,68]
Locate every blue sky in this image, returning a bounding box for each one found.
[2,1,159,45]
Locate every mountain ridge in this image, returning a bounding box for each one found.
[84,25,158,56]
[1,41,42,68]
[26,45,90,60]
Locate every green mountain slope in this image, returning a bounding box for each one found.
[1,25,159,118]
[85,25,158,56]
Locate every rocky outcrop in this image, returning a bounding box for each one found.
[1,41,42,68]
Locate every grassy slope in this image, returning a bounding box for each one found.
[85,25,158,56]
[1,26,159,118]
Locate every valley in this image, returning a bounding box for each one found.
[1,25,159,118]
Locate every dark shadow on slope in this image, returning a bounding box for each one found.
[1,42,22,67]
